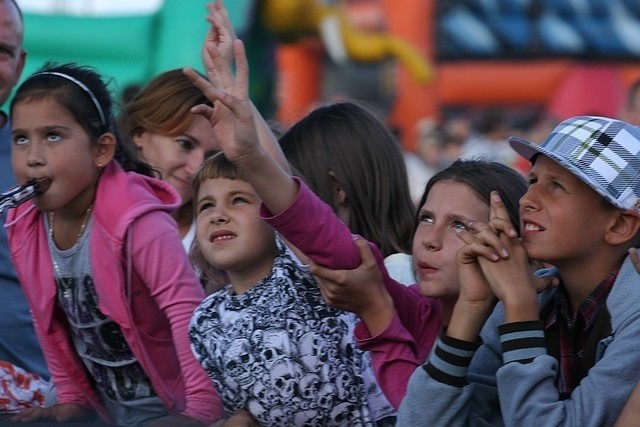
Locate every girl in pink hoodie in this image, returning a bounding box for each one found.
[7,62,222,426]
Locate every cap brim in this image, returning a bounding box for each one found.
[508,136,543,162]
[507,136,622,209]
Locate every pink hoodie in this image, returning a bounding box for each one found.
[6,162,222,424]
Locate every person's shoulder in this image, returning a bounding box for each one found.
[384,252,415,286]
[607,256,640,324]
[193,286,231,314]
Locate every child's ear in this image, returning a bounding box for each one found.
[329,171,347,207]
[95,132,117,169]
[329,171,350,224]
[604,209,640,246]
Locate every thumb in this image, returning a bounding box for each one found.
[353,237,375,264]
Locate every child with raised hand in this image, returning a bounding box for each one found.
[308,159,530,409]
[184,38,399,425]
[7,63,222,426]
[398,116,640,426]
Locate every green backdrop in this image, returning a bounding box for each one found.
[13,0,272,111]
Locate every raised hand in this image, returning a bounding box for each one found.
[11,403,93,423]
[310,238,395,336]
[196,0,291,172]
[204,0,236,68]
[185,39,296,215]
[184,39,259,168]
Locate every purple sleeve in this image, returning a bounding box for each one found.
[355,284,441,409]
[261,178,361,269]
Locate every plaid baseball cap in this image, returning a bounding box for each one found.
[508,116,640,211]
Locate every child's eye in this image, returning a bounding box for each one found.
[232,196,249,205]
[452,221,468,231]
[12,135,28,145]
[46,133,62,143]
[0,46,13,58]
[197,201,214,213]
[418,213,434,224]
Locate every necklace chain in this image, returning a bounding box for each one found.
[48,205,93,241]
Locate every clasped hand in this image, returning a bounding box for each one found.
[455,191,547,323]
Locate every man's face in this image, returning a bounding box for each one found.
[0,1,26,109]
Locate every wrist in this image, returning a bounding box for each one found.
[446,300,495,342]
[502,290,539,323]
[359,294,395,336]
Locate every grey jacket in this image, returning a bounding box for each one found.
[397,255,640,427]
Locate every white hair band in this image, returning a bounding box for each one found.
[32,71,107,129]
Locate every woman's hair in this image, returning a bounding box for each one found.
[279,101,415,257]
[189,152,246,292]
[118,68,212,146]
[10,62,153,176]
[416,159,528,237]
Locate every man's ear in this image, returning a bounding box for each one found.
[16,49,26,80]
[605,209,640,246]
[95,133,117,169]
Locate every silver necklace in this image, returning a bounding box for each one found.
[47,205,93,241]
[48,205,92,281]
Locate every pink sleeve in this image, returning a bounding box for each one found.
[261,178,361,269]
[355,284,441,409]
[130,212,224,423]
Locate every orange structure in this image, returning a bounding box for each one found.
[269,0,640,151]
[263,0,435,151]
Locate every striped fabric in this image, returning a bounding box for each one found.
[498,321,547,364]
[423,332,481,388]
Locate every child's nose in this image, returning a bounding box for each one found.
[26,142,45,166]
[210,208,229,225]
[421,227,443,251]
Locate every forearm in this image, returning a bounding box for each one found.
[396,333,491,426]
[236,147,298,216]
[358,288,395,337]
[262,181,361,269]
[502,294,539,323]
[252,103,290,174]
[357,315,425,410]
[446,301,494,342]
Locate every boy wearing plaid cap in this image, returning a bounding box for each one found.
[397,116,640,426]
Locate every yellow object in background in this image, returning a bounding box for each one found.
[260,0,433,84]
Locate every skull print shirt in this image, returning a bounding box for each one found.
[189,238,395,426]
